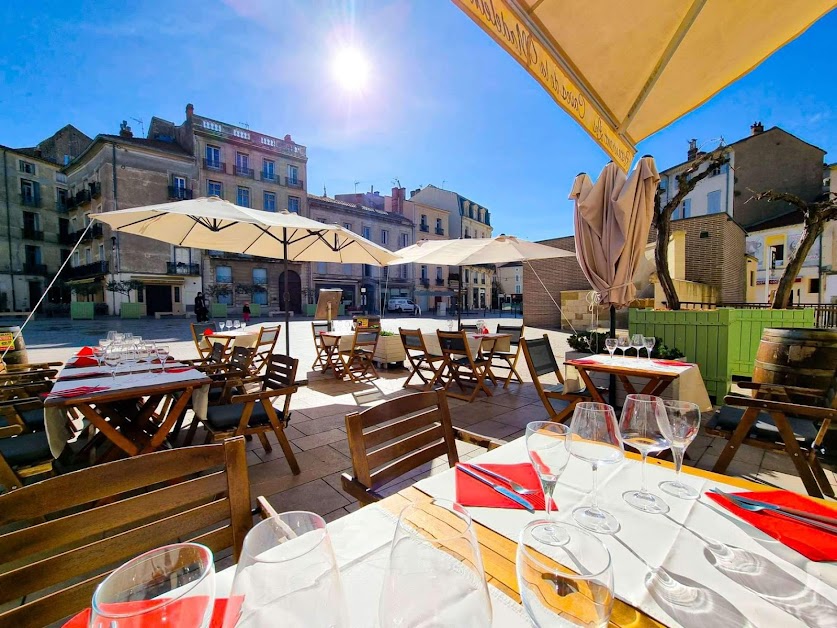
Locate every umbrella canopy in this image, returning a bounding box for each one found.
[571,156,660,308]
[387,235,575,266]
[453,0,834,168]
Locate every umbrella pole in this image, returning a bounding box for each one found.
[457,265,463,329]
[283,228,290,354]
[609,304,616,407]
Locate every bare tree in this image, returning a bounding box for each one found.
[654,147,729,310]
[748,190,837,309]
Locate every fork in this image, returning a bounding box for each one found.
[711,489,837,534]
[468,464,537,495]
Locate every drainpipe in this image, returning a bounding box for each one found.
[2,149,16,310]
[724,159,731,216]
[111,142,120,314]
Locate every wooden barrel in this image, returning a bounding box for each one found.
[752,327,837,393]
[0,326,28,367]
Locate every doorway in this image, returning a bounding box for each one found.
[278,270,302,313]
[145,285,172,316]
[28,281,42,312]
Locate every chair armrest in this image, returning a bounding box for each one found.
[0,397,42,408]
[231,385,299,404]
[340,473,383,504]
[737,381,824,399]
[4,361,62,371]
[2,369,57,382]
[254,495,278,519]
[454,428,505,450]
[723,395,837,420]
[0,424,24,438]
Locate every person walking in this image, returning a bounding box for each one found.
[242,302,251,323]
[194,292,208,322]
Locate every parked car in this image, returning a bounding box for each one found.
[387,298,419,314]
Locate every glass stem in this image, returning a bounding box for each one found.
[640,452,649,494]
[673,446,685,484]
[543,479,556,519]
[591,463,600,510]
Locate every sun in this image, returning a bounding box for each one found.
[331,47,370,92]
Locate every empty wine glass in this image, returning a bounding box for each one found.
[106,330,117,343]
[605,338,617,361]
[98,338,111,349]
[517,521,614,628]
[658,400,701,499]
[567,403,625,534]
[619,394,671,514]
[90,543,215,628]
[219,320,227,332]
[104,347,121,381]
[223,512,347,627]
[225,319,233,331]
[643,336,656,361]
[616,336,630,358]
[157,345,170,373]
[380,499,491,627]
[525,422,571,545]
[92,346,105,369]
[233,320,241,329]
[630,334,644,359]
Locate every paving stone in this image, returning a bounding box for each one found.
[292,428,348,451]
[263,479,349,516]
[466,419,523,440]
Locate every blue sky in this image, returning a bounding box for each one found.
[1,1,835,239]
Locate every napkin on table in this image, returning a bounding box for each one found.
[69,356,99,368]
[76,346,94,356]
[455,463,554,511]
[62,597,238,628]
[49,386,110,399]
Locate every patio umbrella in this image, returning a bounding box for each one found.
[453,0,834,168]
[94,196,398,352]
[388,235,576,327]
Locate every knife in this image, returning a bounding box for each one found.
[457,464,535,513]
[710,489,837,527]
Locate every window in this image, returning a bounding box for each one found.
[174,287,181,303]
[215,265,232,283]
[253,268,267,285]
[25,244,41,265]
[810,277,821,294]
[344,222,352,231]
[263,159,275,180]
[420,214,428,231]
[672,205,682,220]
[98,243,105,260]
[399,265,408,279]
[85,247,92,264]
[749,270,755,287]
[172,175,187,192]
[205,145,221,168]
[362,226,371,239]
[400,233,409,248]
[771,245,785,267]
[235,152,250,173]
[287,196,300,213]
[237,187,250,207]
[381,230,388,245]
[20,179,39,205]
[421,265,428,280]
[682,198,691,218]
[464,269,470,283]
[252,289,268,305]
[23,211,40,232]
[363,264,372,277]
[435,218,443,234]
[464,227,470,238]
[436,266,443,279]
[707,190,721,214]
[73,250,80,267]
[263,191,276,212]
[19,160,35,175]
[207,180,223,197]
[287,165,299,184]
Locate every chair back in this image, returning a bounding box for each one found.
[0,437,251,628]
[497,323,524,345]
[399,328,427,352]
[229,345,255,372]
[460,324,479,333]
[344,390,458,491]
[266,354,299,389]
[256,324,281,348]
[208,340,227,363]
[352,328,380,352]
[312,321,330,344]
[437,330,478,364]
[191,321,215,341]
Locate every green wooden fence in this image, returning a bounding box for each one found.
[248,303,261,317]
[70,302,95,320]
[120,303,143,319]
[210,303,228,318]
[630,308,815,399]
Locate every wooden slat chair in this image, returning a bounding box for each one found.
[0,437,254,628]
[249,324,281,375]
[0,360,62,374]
[341,390,505,505]
[190,321,219,360]
[311,321,331,371]
[460,324,479,333]
[335,328,380,382]
[436,330,492,402]
[195,354,300,474]
[706,378,836,499]
[0,397,46,433]
[520,335,593,423]
[493,323,526,388]
[0,424,53,492]
[399,328,447,390]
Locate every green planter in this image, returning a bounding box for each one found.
[630,308,815,399]
[70,302,95,320]
[248,303,261,317]
[210,303,228,318]
[304,303,316,317]
[120,302,143,319]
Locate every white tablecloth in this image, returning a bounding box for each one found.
[415,438,837,628]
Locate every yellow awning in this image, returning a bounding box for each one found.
[454,0,835,170]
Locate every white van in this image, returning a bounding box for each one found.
[387,298,416,313]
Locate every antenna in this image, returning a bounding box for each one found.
[391,178,401,188]
[130,117,144,137]
[354,181,360,193]
[239,122,250,129]
[441,179,447,188]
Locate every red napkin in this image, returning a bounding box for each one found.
[653,359,691,367]
[76,346,94,356]
[49,385,110,399]
[59,370,108,381]
[164,367,192,374]
[203,328,214,336]
[63,596,239,627]
[707,490,837,562]
[455,463,553,511]
[70,356,99,368]
[570,358,599,365]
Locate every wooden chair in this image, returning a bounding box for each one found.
[190,321,221,360]
[311,321,331,371]
[493,323,525,388]
[249,324,281,375]
[0,438,253,628]
[399,328,447,390]
[460,324,479,333]
[0,424,54,491]
[335,328,380,382]
[341,390,505,505]
[0,397,46,433]
[706,379,836,499]
[520,335,592,423]
[436,330,492,402]
[194,354,300,475]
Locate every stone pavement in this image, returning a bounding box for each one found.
[10,314,836,526]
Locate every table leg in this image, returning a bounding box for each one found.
[617,375,638,396]
[76,404,140,457]
[577,368,605,403]
[145,389,194,453]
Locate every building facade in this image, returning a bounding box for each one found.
[408,194,454,312]
[496,262,523,304]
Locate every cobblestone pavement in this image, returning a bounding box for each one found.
[6,313,834,535]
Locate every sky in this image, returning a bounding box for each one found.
[1,1,835,239]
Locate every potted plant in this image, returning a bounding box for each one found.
[373,330,406,369]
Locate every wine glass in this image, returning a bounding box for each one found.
[223,512,348,628]
[380,499,491,627]
[566,402,624,534]
[147,342,159,364]
[92,346,105,369]
[630,334,644,359]
[157,345,170,373]
[104,346,121,381]
[517,521,614,628]
[106,330,117,343]
[233,320,241,329]
[616,336,630,358]
[98,338,111,350]
[605,338,617,361]
[90,543,215,628]
[219,320,227,332]
[225,319,233,332]
[658,400,701,499]
[525,422,571,545]
[619,394,671,514]
[643,336,656,361]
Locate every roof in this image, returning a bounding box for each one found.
[98,134,192,157]
[746,208,804,232]
[307,194,413,226]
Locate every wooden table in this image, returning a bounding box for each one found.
[208,322,283,348]
[423,332,511,389]
[319,331,356,377]
[567,356,687,404]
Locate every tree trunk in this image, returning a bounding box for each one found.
[771,217,822,309]
[654,214,680,310]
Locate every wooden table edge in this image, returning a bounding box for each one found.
[43,376,212,407]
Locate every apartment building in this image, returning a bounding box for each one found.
[496,262,523,304]
[407,192,454,312]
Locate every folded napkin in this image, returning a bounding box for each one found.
[570,358,599,365]
[76,346,94,357]
[59,370,108,381]
[455,463,553,511]
[204,328,214,336]
[49,385,110,399]
[69,356,99,368]
[707,490,837,562]
[164,367,193,374]
[63,596,237,628]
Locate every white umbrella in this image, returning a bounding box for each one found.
[94,196,399,351]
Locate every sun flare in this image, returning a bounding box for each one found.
[331,47,370,92]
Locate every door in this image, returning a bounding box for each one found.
[28,281,42,312]
[145,285,173,316]
[278,270,302,313]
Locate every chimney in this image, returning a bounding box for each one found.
[119,121,133,138]
[284,134,292,142]
[34,148,42,158]
[410,188,420,198]
[687,139,698,161]
[751,121,764,135]
[186,103,194,120]
[391,187,405,214]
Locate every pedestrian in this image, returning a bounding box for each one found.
[194,291,208,322]
[412,300,421,316]
[242,302,251,323]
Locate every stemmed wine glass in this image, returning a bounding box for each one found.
[219,320,227,332]
[226,319,233,332]
[157,345,170,373]
[92,346,105,369]
[525,422,571,545]
[617,336,630,358]
[566,402,625,534]
[233,320,241,330]
[619,394,671,514]
[643,336,656,361]
[658,400,701,499]
[630,334,644,359]
[605,338,617,361]
[104,346,121,381]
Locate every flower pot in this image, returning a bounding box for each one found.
[374,335,406,369]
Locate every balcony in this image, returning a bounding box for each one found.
[435,278,445,286]
[421,278,430,288]
[90,182,102,198]
[56,199,70,213]
[285,177,304,189]
[202,159,226,173]
[59,231,74,245]
[234,165,255,179]
[23,263,48,275]
[66,196,78,210]
[166,262,200,275]
[20,194,40,208]
[168,186,194,201]
[75,189,92,205]
[22,226,44,241]
[435,227,445,236]
[66,260,108,279]
[419,224,429,233]
[261,171,278,183]
[78,224,104,241]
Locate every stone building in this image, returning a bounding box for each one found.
[407,192,455,312]
[307,194,414,313]
[496,262,523,304]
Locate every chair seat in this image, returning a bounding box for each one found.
[205,402,285,431]
[452,356,489,367]
[707,406,819,446]
[0,432,52,466]
[20,409,45,431]
[548,398,572,415]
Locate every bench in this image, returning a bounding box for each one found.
[154,311,195,319]
[268,310,293,317]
